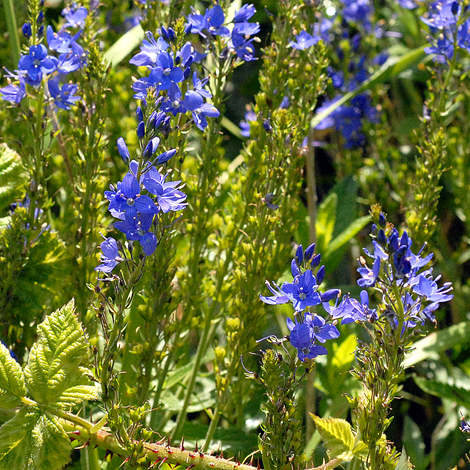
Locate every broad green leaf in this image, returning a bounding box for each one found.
[403,321,470,368]
[316,192,337,254]
[310,45,427,129]
[55,368,100,408]
[310,414,355,460]
[396,447,413,470]
[330,334,357,374]
[30,412,72,470]
[0,143,28,215]
[0,343,26,409]
[0,406,70,470]
[0,406,40,469]
[103,24,144,68]
[25,300,98,407]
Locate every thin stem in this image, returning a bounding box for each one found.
[3,0,20,66]
[202,402,221,451]
[171,307,214,439]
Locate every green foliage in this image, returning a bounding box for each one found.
[0,143,27,215]
[309,415,367,462]
[0,343,26,409]
[0,407,71,470]
[403,321,470,367]
[24,299,98,406]
[0,300,97,470]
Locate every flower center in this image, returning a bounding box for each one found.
[164,68,171,76]
[127,198,135,206]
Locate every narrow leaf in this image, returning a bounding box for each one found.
[0,342,26,409]
[316,192,337,254]
[310,414,355,460]
[310,45,427,129]
[403,321,470,367]
[324,216,370,262]
[103,24,145,68]
[413,375,470,408]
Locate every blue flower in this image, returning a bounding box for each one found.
[282,270,321,312]
[47,26,81,54]
[0,75,26,103]
[18,44,58,82]
[148,52,184,91]
[95,237,122,272]
[130,32,169,67]
[62,5,88,28]
[142,167,187,213]
[259,281,290,305]
[286,317,327,362]
[460,419,470,433]
[114,213,158,256]
[183,90,220,130]
[234,4,256,23]
[108,173,159,223]
[161,83,186,115]
[412,275,453,304]
[289,31,320,50]
[231,31,257,62]
[421,0,460,29]
[307,314,340,343]
[48,77,80,110]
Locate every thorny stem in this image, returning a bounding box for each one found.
[60,420,261,470]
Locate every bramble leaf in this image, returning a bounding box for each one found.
[0,406,71,470]
[24,299,99,408]
[396,447,413,470]
[0,143,28,215]
[310,415,355,460]
[0,342,26,409]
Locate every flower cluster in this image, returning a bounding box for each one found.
[331,213,453,330]
[260,213,454,361]
[260,243,341,361]
[421,0,470,63]
[131,4,259,132]
[96,129,186,271]
[0,3,87,109]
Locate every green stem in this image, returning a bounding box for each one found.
[3,0,20,66]
[202,402,221,452]
[171,307,214,439]
[60,421,261,470]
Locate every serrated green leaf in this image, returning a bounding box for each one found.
[0,143,28,215]
[396,447,413,470]
[0,406,40,469]
[55,368,100,408]
[316,192,337,254]
[103,24,144,68]
[310,414,355,460]
[0,405,71,470]
[24,300,98,408]
[0,343,26,409]
[403,321,470,367]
